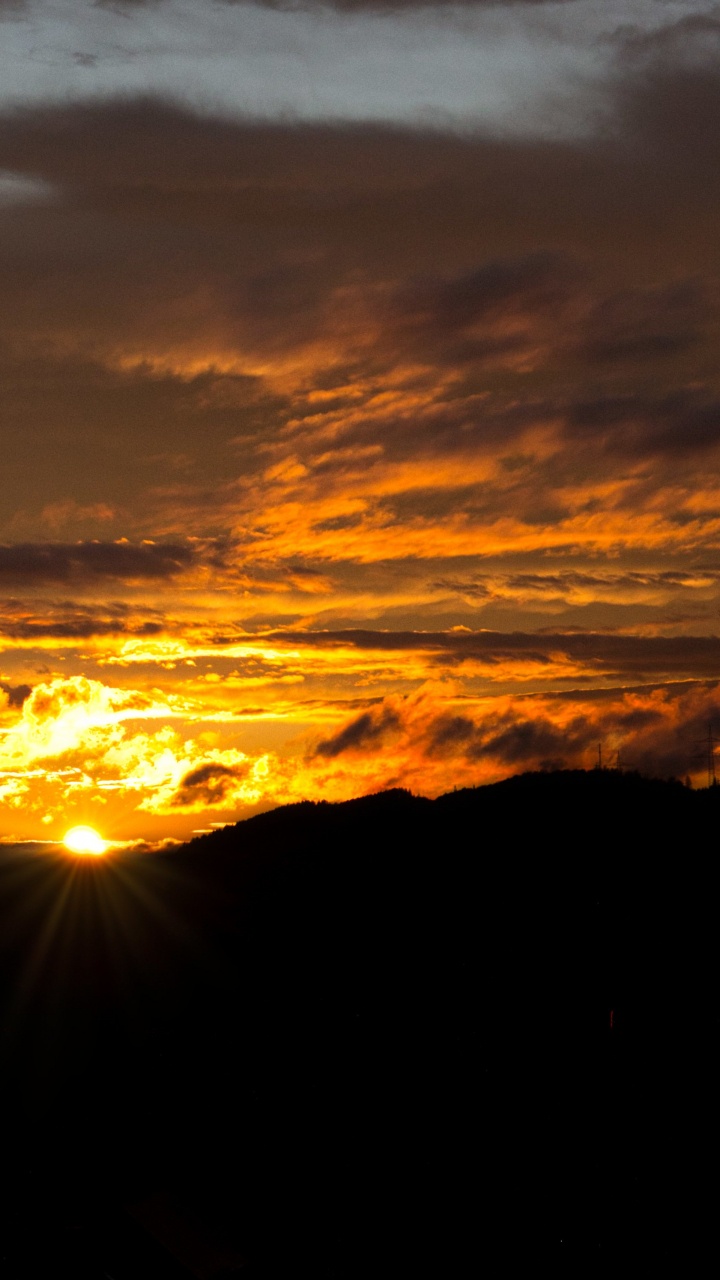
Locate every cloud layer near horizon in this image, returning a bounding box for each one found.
[2,5,720,838]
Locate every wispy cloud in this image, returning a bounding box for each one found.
[2,9,720,836]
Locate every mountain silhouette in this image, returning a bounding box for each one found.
[0,770,716,1273]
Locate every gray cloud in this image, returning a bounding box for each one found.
[612,8,720,66]
[0,63,718,592]
[100,0,579,6]
[434,569,720,600]
[0,594,169,640]
[0,680,31,706]
[316,679,720,781]
[315,704,400,756]
[0,541,194,583]
[221,0,576,9]
[466,711,583,765]
[563,389,720,457]
[263,628,720,682]
[83,0,581,10]
[172,761,248,808]
[0,618,163,639]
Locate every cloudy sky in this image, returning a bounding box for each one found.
[2,0,720,842]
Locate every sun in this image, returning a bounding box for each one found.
[63,826,108,856]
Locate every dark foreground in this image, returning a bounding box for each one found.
[0,770,717,1273]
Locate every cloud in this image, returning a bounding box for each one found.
[462,709,588,766]
[0,170,55,206]
[564,388,720,457]
[432,568,720,607]
[3,665,720,838]
[0,88,718,572]
[220,0,576,9]
[303,680,720,789]
[386,250,581,368]
[253,627,720,686]
[169,760,252,810]
[612,8,720,68]
[0,680,30,708]
[0,671,274,823]
[20,674,160,741]
[3,48,720,833]
[315,703,400,756]
[0,617,164,640]
[0,541,195,583]
[91,0,579,10]
[0,597,172,646]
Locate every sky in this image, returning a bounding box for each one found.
[2,0,720,843]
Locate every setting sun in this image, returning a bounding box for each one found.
[63,826,108,856]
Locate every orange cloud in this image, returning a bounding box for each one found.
[2,79,720,836]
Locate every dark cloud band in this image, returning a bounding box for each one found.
[0,542,194,583]
[260,628,720,681]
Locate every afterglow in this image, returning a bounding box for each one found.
[1,2,720,843]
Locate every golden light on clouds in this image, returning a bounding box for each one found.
[2,33,720,839]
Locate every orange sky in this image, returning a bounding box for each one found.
[2,3,720,842]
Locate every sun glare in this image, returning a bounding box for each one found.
[63,826,108,856]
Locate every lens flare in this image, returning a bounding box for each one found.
[63,826,107,856]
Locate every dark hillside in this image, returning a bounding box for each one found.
[0,771,717,1273]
